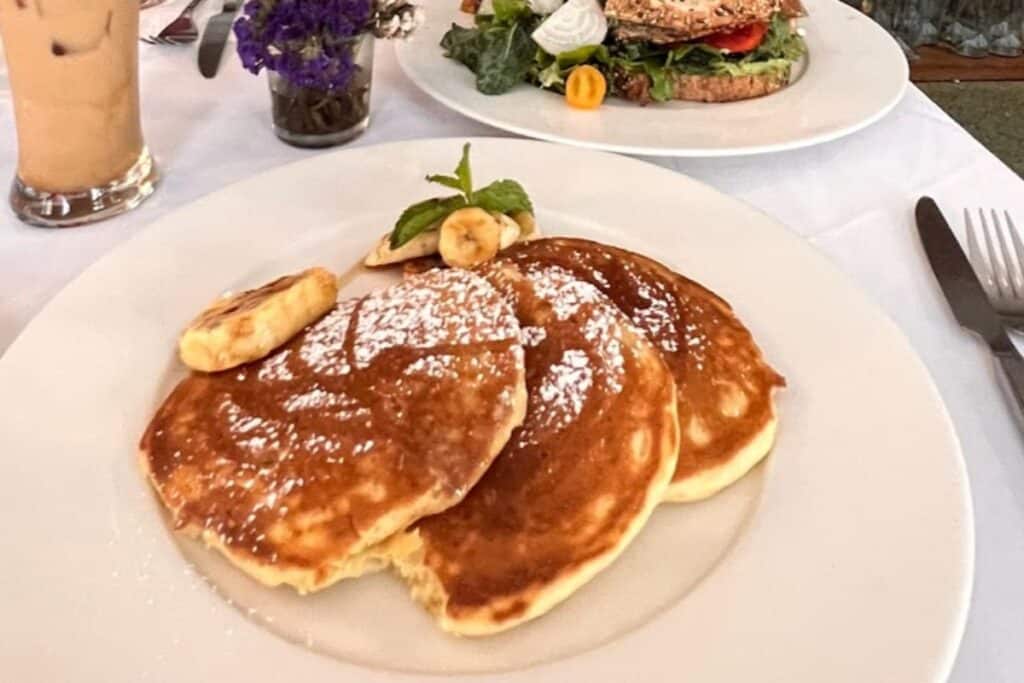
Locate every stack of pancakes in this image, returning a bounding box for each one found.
[141,237,783,635]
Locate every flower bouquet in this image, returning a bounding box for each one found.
[235,0,422,147]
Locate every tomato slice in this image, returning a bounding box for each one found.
[703,22,769,53]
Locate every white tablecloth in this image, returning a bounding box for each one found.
[1,9,1023,681]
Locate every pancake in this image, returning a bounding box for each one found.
[379,262,679,635]
[500,238,784,502]
[139,269,527,593]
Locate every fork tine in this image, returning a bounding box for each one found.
[992,208,1024,299]
[1003,210,1024,299]
[982,208,1012,299]
[965,208,995,296]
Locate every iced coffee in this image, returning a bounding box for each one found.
[0,0,158,227]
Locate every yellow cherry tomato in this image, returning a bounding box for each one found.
[565,65,607,110]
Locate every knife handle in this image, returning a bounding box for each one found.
[994,350,1024,427]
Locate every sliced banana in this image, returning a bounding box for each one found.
[179,267,338,373]
[510,211,541,239]
[494,212,523,249]
[364,224,442,267]
[439,207,502,268]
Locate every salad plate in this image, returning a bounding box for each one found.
[395,0,909,157]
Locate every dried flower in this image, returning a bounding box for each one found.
[235,0,421,90]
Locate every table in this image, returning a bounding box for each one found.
[1,22,1023,683]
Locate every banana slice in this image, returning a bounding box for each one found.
[494,212,523,249]
[364,224,442,267]
[438,208,502,268]
[510,211,541,239]
[179,267,338,373]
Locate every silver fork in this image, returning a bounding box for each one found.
[141,0,206,45]
[965,208,1024,330]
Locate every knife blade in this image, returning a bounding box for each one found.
[916,196,1012,351]
[198,0,240,79]
[917,196,1024,426]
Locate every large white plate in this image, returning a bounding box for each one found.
[0,138,970,682]
[395,0,908,157]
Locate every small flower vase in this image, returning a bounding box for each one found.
[267,33,375,148]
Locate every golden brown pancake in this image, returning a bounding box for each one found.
[140,269,527,593]
[380,262,679,635]
[500,238,784,502]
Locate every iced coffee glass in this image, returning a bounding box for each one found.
[0,0,158,227]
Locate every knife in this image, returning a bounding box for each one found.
[916,196,1024,423]
[197,0,240,79]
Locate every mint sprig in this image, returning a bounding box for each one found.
[389,143,534,249]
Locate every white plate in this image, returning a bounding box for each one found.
[395,0,908,157]
[0,138,970,682]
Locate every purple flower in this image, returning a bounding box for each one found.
[234,0,372,90]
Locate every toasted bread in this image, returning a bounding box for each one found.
[611,65,790,104]
[605,0,783,43]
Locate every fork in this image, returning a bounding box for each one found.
[141,0,206,45]
[965,208,1024,330]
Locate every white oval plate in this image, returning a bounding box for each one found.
[395,0,908,157]
[0,138,969,682]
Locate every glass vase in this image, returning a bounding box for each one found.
[267,34,374,149]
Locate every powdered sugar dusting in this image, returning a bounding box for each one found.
[298,300,357,376]
[506,264,631,448]
[631,281,679,354]
[258,349,295,382]
[354,269,519,368]
[404,354,458,380]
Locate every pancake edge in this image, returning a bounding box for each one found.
[662,394,779,503]
[136,369,529,595]
[381,389,681,636]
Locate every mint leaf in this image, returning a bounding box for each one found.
[454,142,473,197]
[425,174,463,191]
[390,195,468,249]
[472,179,533,215]
[427,143,473,197]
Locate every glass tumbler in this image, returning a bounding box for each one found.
[0,0,159,227]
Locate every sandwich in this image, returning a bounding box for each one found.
[443,0,807,105]
[602,0,807,103]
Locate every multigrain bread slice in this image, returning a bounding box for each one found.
[611,65,790,104]
[605,0,784,43]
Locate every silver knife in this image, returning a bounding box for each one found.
[197,0,240,79]
[917,196,1024,423]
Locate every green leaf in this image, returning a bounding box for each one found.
[440,24,482,71]
[425,174,464,191]
[471,179,534,215]
[426,142,473,197]
[476,24,538,95]
[390,195,468,249]
[536,59,565,89]
[642,62,674,102]
[492,0,531,24]
[453,142,473,197]
[556,45,602,68]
